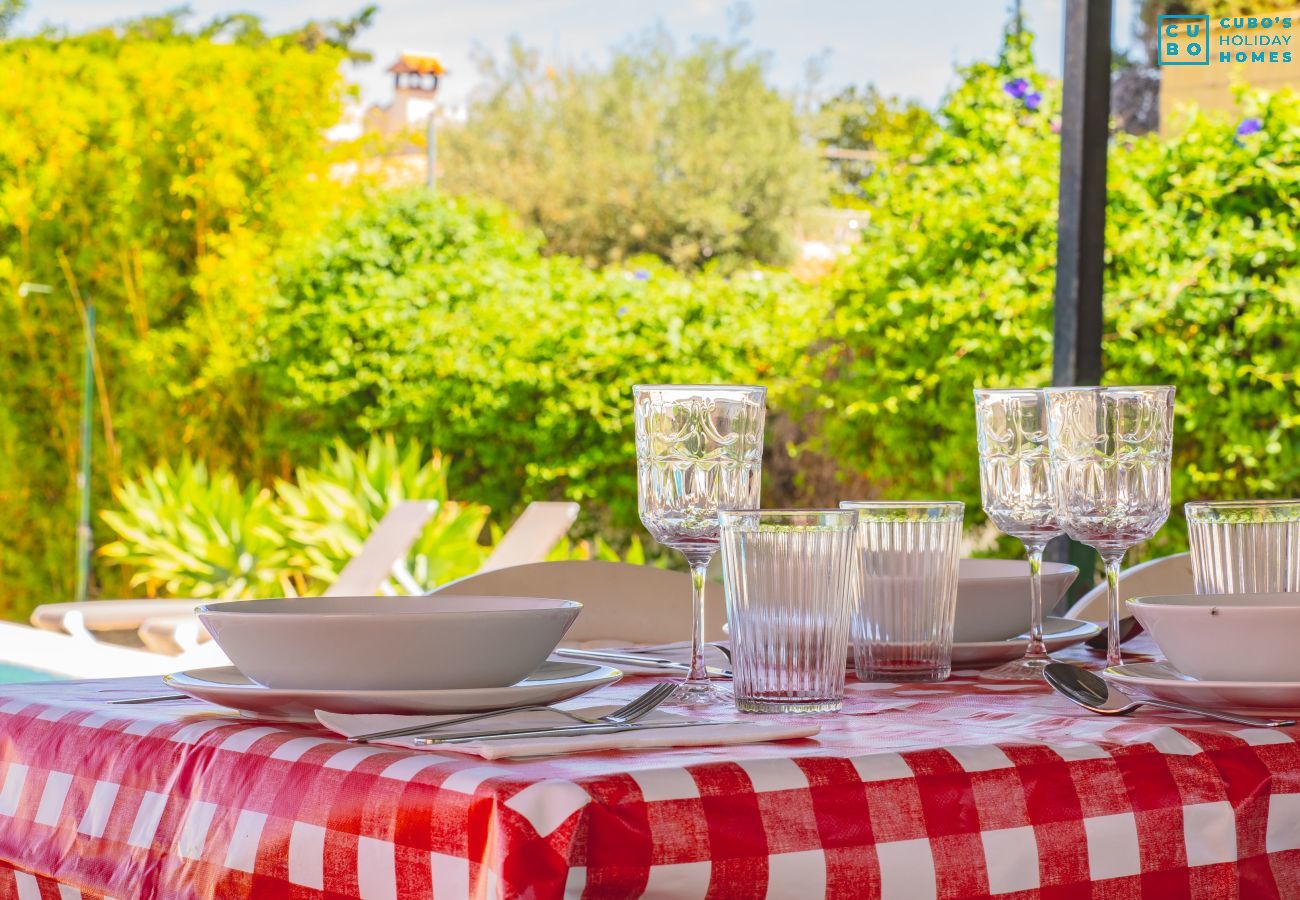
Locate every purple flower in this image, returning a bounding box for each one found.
[1004,78,1030,100]
[633,268,650,281]
[1023,91,1042,110]
[1236,117,1263,137]
[616,305,629,317]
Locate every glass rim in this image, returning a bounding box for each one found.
[972,387,1044,396]
[720,507,857,518]
[839,500,965,522]
[1186,499,1300,507]
[1186,499,1300,518]
[633,383,766,393]
[1041,385,1175,395]
[839,500,964,511]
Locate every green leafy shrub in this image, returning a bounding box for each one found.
[800,33,1300,558]
[100,438,491,598]
[100,459,298,599]
[276,436,490,590]
[260,192,832,537]
[0,17,357,616]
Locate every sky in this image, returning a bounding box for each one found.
[21,0,1141,113]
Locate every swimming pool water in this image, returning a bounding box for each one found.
[0,663,59,683]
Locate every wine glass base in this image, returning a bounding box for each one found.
[665,679,732,707]
[980,656,1052,681]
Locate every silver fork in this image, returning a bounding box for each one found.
[348,681,677,744]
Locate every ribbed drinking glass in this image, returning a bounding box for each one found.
[973,389,1063,680]
[1186,499,1300,594]
[635,384,766,706]
[719,510,857,713]
[1044,386,1175,668]
[840,501,964,682]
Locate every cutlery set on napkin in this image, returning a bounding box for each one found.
[136,595,823,757]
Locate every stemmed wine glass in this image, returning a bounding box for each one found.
[973,389,1063,680]
[634,384,766,705]
[1044,386,1175,668]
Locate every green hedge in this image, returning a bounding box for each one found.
[0,29,348,617]
[260,193,831,534]
[800,35,1300,555]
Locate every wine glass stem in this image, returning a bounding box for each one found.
[1101,551,1126,668]
[1023,541,1048,659]
[685,556,712,684]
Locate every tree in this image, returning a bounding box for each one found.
[813,85,936,205]
[0,0,24,37]
[0,13,361,615]
[797,30,1300,560]
[440,29,825,270]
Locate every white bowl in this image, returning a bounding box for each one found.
[198,595,581,691]
[953,559,1079,643]
[1127,593,1300,682]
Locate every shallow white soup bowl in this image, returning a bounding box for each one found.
[1127,593,1300,682]
[198,595,582,691]
[953,559,1079,643]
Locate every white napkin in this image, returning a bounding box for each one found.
[316,704,820,760]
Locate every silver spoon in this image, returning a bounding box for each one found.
[1043,663,1295,728]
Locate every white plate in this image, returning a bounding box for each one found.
[198,595,581,691]
[950,617,1100,666]
[1104,661,1300,715]
[164,661,621,720]
[724,617,1099,668]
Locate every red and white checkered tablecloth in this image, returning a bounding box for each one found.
[0,637,1298,899]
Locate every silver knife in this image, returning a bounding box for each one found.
[413,718,731,746]
[554,648,732,678]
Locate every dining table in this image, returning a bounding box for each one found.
[0,636,1297,899]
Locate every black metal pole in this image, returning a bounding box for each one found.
[1049,0,1112,602]
[1053,0,1110,389]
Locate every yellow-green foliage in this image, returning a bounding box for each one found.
[0,28,352,616]
[259,192,831,537]
[803,34,1300,557]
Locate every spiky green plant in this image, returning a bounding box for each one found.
[100,438,493,598]
[100,459,300,598]
[275,436,491,591]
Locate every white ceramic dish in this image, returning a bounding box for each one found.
[1127,593,1300,682]
[1104,661,1300,715]
[950,617,1099,666]
[198,595,582,691]
[164,660,620,720]
[724,616,1098,668]
[953,559,1079,642]
[833,617,1098,668]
